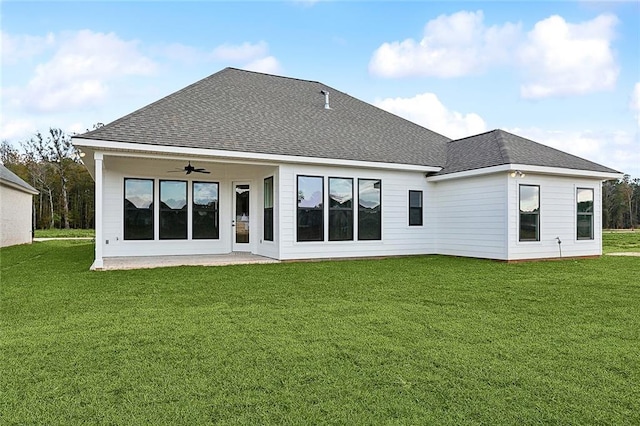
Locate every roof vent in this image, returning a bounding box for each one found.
[320,90,330,110]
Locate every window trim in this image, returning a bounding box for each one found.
[159,179,188,240]
[328,176,354,241]
[519,184,540,242]
[192,181,220,240]
[358,178,382,241]
[408,190,423,226]
[576,187,594,241]
[123,177,154,241]
[264,176,274,242]
[296,175,324,242]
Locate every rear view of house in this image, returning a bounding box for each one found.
[72,68,622,270]
[1,164,38,247]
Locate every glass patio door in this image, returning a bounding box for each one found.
[233,183,250,251]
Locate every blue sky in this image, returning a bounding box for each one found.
[2,1,639,177]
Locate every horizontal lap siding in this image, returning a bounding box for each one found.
[435,174,507,259]
[507,175,602,260]
[100,157,276,258]
[279,165,435,260]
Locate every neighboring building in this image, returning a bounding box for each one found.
[1,164,38,248]
[72,67,622,270]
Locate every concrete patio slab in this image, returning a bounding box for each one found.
[99,252,280,271]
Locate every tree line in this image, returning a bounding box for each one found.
[1,127,639,230]
[1,128,94,229]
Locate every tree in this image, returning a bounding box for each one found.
[22,129,78,229]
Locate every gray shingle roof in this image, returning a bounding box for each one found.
[437,129,620,175]
[76,67,450,166]
[75,67,620,175]
[0,164,38,194]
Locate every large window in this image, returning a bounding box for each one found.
[409,190,423,226]
[159,180,187,240]
[519,185,540,242]
[264,177,274,241]
[193,182,219,239]
[297,176,324,241]
[124,178,154,240]
[329,177,353,241]
[358,179,381,240]
[577,188,594,240]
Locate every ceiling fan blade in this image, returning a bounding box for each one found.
[195,170,211,174]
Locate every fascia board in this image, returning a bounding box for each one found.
[1,180,39,195]
[71,137,442,173]
[427,164,624,182]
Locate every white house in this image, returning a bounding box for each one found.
[72,68,622,270]
[1,164,38,248]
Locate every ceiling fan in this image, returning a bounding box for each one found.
[169,161,210,175]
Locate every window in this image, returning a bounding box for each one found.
[577,188,594,240]
[297,176,324,241]
[358,179,381,240]
[124,178,154,240]
[519,185,540,241]
[264,177,274,241]
[159,180,187,240]
[193,182,219,239]
[329,177,353,241]
[409,190,423,226]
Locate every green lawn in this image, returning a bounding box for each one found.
[34,228,95,238]
[603,229,640,253]
[1,240,639,425]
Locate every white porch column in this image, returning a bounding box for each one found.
[92,152,104,270]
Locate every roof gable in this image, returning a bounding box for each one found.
[438,129,620,175]
[0,164,38,194]
[77,67,450,167]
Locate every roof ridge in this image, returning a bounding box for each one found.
[447,129,497,143]
[225,66,324,86]
[494,129,512,164]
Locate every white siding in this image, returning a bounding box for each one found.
[278,164,435,260]
[0,185,33,247]
[433,173,508,259]
[507,174,603,260]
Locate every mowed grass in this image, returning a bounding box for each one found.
[1,240,639,425]
[603,229,640,253]
[34,228,95,238]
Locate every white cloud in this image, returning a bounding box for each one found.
[210,40,282,73]
[369,10,520,78]
[519,14,619,99]
[1,31,55,65]
[212,41,269,62]
[0,117,37,141]
[369,11,620,100]
[242,56,282,74]
[630,82,640,126]
[374,92,486,139]
[508,127,638,177]
[20,30,156,112]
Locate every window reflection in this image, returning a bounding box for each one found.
[329,177,353,241]
[297,176,323,241]
[160,180,187,239]
[358,179,381,240]
[124,178,154,240]
[264,177,274,242]
[193,182,219,239]
[577,188,594,240]
[519,185,540,241]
